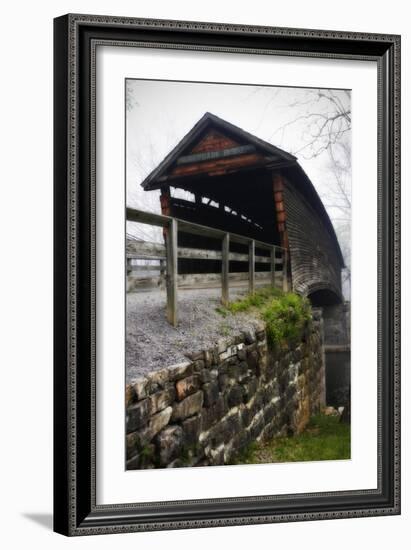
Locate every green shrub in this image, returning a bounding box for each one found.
[226,286,311,350]
[227,286,282,313]
[262,293,311,349]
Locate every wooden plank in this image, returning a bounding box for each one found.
[282,249,289,292]
[249,240,255,294]
[128,271,273,287]
[126,208,169,228]
[170,153,265,178]
[176,145,256,165]
[271,246,276,287]
[127,240,276,263]
[221,233,230,306]
[166,218,178,327]
[130,264,162,272]
[126,240,166,257]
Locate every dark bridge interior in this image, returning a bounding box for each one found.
[308,289,343,307]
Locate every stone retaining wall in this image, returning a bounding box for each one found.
[126,313,325,469]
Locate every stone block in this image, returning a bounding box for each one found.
[203,381,220,407]
[218,373,230,393]
[182,414,202,447]
[225,411,242,440]
[205,444,225,465]
[226,384,245,408]
[204,349,214,368]
[192,359,205,373]
[199,369,211,384]
[125,385,136,408]
[144,406,173,441]
[175,375,200,401]
[133,377,149,400]
[126,431,141,460]
[126,443,155,469]
[219,345,238,362]
[248,411,265,440]
[126,399,150,433]
[168,361,193,382]
[167,458,183,468]
[171,391,203,421]
[200,395,227,431]
[247,349,259,375]
[147,368,169,390]
[228,360,249,382]
[185,350,204,361]
[155,425,183,466]
[149,387,176,414]
[243,377,258,402]
[263,402,277,424]
[217,337,230,354]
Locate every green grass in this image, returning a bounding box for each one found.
[217,286,312,350]
[226,286,282,313]
[230,414,351,465]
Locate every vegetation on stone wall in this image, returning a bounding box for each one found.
[221,287,312,350]
[230,414,350,465]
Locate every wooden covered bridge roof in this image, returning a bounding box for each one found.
[141,112,344,269]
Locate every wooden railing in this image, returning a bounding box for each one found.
[127,207,288,327]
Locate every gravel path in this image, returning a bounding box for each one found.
[126,288,261,383]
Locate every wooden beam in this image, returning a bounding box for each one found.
[127,240,279,264]
[128,271,274,287]
[166,218,178,327]
[221,233,230,306]
[126,207,170,228]
[249,240,255,294]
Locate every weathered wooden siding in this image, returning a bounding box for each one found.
[190,129,239,153]
[284,181,343,300]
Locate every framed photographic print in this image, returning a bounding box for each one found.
[53,14,400,536]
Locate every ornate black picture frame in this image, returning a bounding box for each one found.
[53,14,400,536]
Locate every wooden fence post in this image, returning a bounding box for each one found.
[249,240,255,294]
[166,218,178,326]
[221,233,230,306]
[282,248,289,292]
[159,259,166,287]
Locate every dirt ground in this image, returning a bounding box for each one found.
[126,287,261,383]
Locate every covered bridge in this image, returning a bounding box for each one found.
[140,112,345,307]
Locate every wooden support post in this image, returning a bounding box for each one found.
[249,240,255,294]
[159,259,166,287]
[282,248,289,293]
[271,246,276,288]
[166,218,178,326]
[221,233,230,306]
